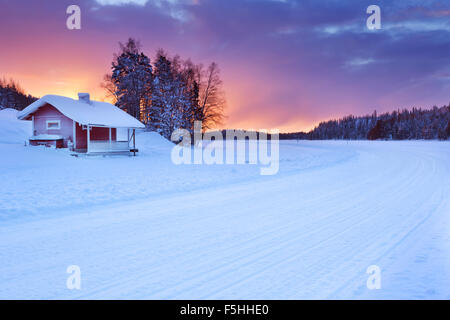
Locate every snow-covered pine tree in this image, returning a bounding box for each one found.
[111,38,153,122]
[175,73,193,134]
[150,50,186,139]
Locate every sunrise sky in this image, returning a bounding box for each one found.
[0,0,449,132]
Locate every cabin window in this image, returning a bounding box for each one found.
[46,120,61,130]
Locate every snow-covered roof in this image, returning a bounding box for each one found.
[17,95,145,128]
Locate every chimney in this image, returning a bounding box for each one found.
[78,93,91,104]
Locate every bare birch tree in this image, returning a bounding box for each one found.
[198,62,226,131]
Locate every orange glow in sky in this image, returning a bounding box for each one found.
[1,0,449,133]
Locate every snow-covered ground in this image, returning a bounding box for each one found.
[0,109,449,299]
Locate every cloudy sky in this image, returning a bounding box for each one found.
[0,0,449,131]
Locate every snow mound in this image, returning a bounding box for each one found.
[136,130,174,153]
[0,108,31,144]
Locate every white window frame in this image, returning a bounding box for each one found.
[46,120,61,130]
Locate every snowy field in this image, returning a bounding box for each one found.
[0,109,449,299]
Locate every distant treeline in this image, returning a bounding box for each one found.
[0,78,37,110]
[280,104,450,141]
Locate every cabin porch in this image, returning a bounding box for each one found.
[74,124,136,155]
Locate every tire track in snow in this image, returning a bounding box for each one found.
[1,142,448,299]
[79,143,425,299]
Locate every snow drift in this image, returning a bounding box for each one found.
[0,108,31,144]
[136,130,174,153]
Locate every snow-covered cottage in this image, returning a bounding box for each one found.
[17,93,145,154]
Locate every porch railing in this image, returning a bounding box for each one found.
[88,140,130,153]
